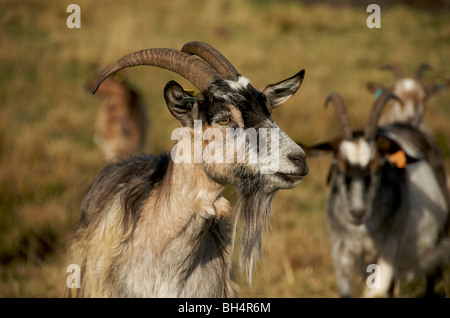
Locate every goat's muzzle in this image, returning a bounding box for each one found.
[274,151,308,187]
[349,208,365,225]
[288,152,309,177]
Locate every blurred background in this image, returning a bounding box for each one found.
[0,0,449,297]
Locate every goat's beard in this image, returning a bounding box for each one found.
[205,164,278,284]
[232,176,276,285]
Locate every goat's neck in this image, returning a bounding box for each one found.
[169,160,225,210]
[139,160,229,255]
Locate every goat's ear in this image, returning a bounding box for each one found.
[262,70,305,109]
[367,82,387,94]
[427,78,450,97]
[164,80,202,128]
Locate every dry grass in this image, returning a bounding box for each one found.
[0,0,449,297]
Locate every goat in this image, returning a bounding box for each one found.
[367,63,449,128]
[86,73,148,161]
[66,41,308,297]
[308,91,450,297]
[367,63,450,242]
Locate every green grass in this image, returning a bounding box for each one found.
[0,0,449,297]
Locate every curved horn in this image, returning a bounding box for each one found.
[325,92,352,140]
[92,48,222,94]
[414,62,432,85]
[379,64,404,79]
[181,41,239,81]
[364,91,402,140]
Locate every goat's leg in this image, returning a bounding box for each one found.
[332,241,354,297]
[424,266,442,297]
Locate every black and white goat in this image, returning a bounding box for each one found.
[309,91,450,297]
[66,42,308,297]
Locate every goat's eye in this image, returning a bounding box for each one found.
[217,118,230,125]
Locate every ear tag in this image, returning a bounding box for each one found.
[374,88,383,100]
[433,79,445,91]
[183,88,196,95]
[388,150,407,168]
[180,96,204,103]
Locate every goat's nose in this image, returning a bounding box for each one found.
[288,152,308,176]
[350,209,365,224]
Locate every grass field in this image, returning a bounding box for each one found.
[1,0,449,297]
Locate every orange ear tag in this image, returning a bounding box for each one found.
[388,150,407,168]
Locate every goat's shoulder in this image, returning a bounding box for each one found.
[78,153,170,229]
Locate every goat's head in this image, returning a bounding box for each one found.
[92,41,308,281]
[93,42,307,190]
[309,91,408,225]
[367,63,450,126]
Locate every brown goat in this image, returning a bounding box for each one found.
[87,74,148,161]
[367,63,449,128]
